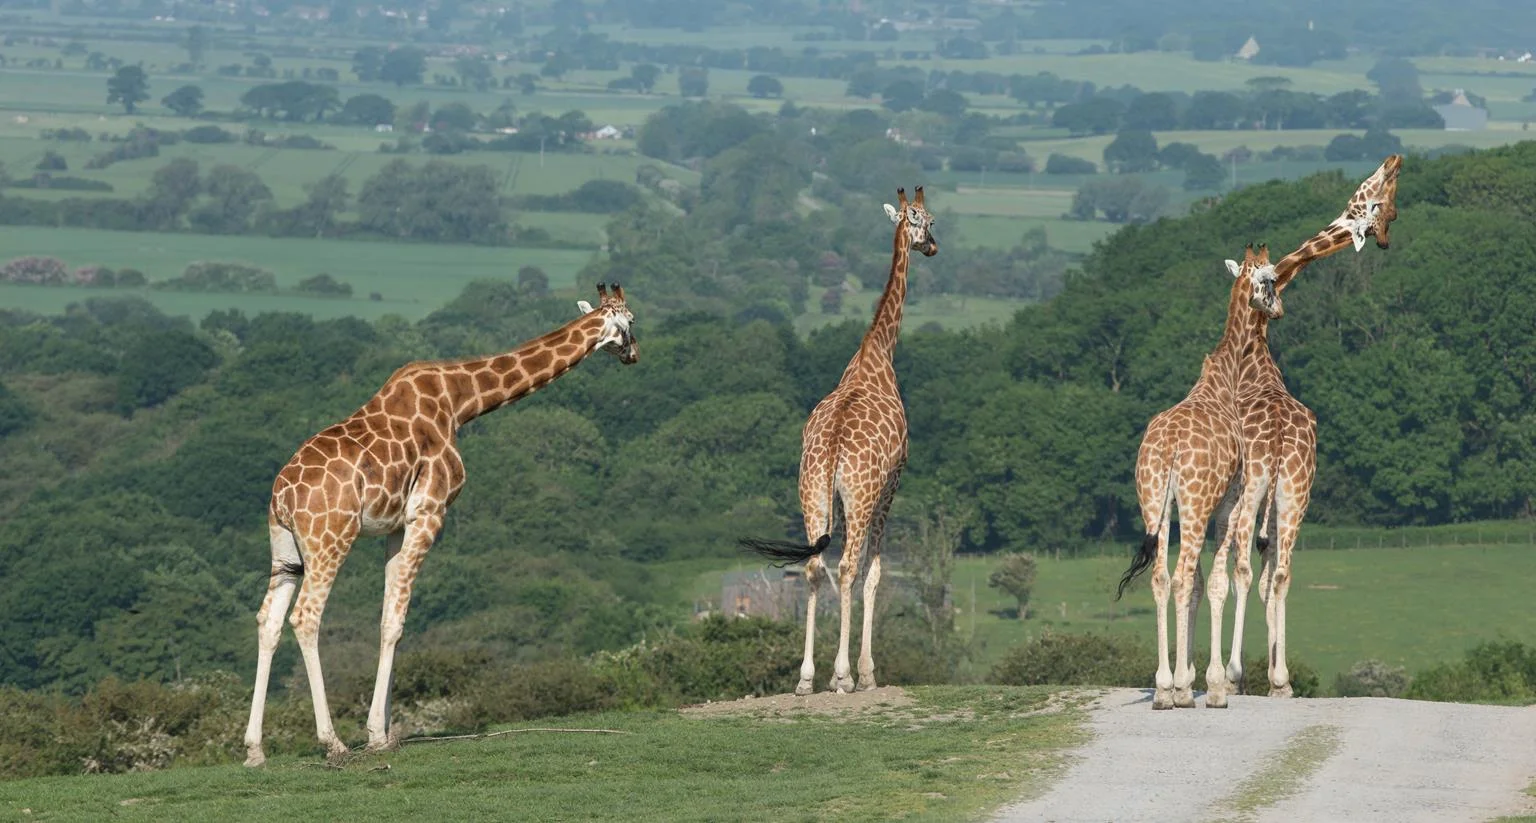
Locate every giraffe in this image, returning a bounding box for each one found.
[739,186,937,695]
[1117,244,1280,710]
[243,283,638,767]
[1218,154,1403,699]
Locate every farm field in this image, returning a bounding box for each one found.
[0,686,1084,822]
[794,288,1030,334]
[0,226,597,320]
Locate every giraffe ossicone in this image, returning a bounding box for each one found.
[242,282,638,767]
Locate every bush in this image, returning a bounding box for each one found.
[1237,656,1321,698]
[0,256,68,284]
[295,273,353,297]
[989,631,1154,687]
[158,261,278,294]
[1334,659,1409,698]
[10,174,114,192]
[35,150,67,171]
[1044,153,1096,174]
[1405,641,1536,704]
[182,125,236,144]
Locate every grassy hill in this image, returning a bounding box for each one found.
[0,687,1085,823]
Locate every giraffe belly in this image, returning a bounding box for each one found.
[359,498,407,536]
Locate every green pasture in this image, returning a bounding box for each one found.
[701,528,1536,690]
[0,687,1083,822]
[907,53,1378,95]
[0,226,596,320]
[794,288,1029,335]
[950,215,1113,254]
[953,540,1536,685]
[1015,129,1531,166]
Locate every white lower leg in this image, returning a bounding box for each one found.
[244,581,295,766]
[798,575,818,693]
[1152,566,1173,698]
[293,621,345,755]
[1227,555,1253,686]
[857,554,881,689]
[1271,568,1291,693]
[832,576,854,691]
[366,627,402,746]
[1204,549,1231,704]
[1172,568,1194,694]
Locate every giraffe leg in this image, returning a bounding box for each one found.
[856,482,897,691]
[1225,476,1269,693]
[1268,484,1309,698]
[1172,497,1213,709]
[794,495,835,697]
[244,523,302,767]
[831,511,870,695]
[288,525,355,761]
[366,521,439,751]
[1150,515,1174,710]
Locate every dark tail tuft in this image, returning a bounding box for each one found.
[1255,536,1271,554]
[1116,533,1159,601]
[273,559,305,579]
[738,534,832,568]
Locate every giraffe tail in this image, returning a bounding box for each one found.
[1117,465,1175,600]
[738,534,832,568]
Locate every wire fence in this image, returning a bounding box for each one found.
[1062,520,1536,559]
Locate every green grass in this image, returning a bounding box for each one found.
[0,226,597,320]
[0,686,1085,823]
[951,215,1113,255]
[1214,724,1343,820]
[702,537,1536,688]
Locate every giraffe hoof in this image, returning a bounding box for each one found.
[1152,690,1176,710]
[1205,692,1229,709]
[324,742,351,766]
[243,749,266,768]
[1173,689,1197,709]
[1269,684,1294,699]
[855,678,878,692]
[794,681,815,697]
[830,676,855,694]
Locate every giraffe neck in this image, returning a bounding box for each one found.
[1241,221,1357,390]
[1189,272,1260,402]
[433,313,605,427]
[843,221,912,379]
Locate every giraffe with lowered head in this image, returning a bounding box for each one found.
[740,186,937,695]
[243,284,638,766]
[1219,155,1403,699]
[1118,244,1281,710]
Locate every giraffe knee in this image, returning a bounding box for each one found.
[289,609,320,641]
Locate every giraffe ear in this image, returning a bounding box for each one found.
[576,300,594,314]
[1224,259,1241,278]
[1348,218,1368,252]
[883,203,899,223]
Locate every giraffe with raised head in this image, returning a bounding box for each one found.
[243,284,638,767]
[1219,154,1403,699]
[1118,244,1282,710]
[740,186,937,695]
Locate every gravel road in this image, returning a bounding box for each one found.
[994,687,1536,823]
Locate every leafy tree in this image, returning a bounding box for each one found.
[1102,129,1159,173]
[918,88,968,118]
[138,157,201,229]
[381,46,426,87]
[1052,97,1124,135]
[678,67,708,98]
[189,164,273,233]
[1183,91,1244,129]
[1123,92,1177,131]
[356,159,505,242]
[1183,152,1225,190]
[455,57,494,92]
[106,66,149,114]
[631,63,661,93]
[517,265,549,297]
[352,45,384,82]
[116,329,218,412]
[1044,153,1097,174]
[336,93,395,126]
[1368,56,1423,104]
[881,79,924,113]
[160,84,203,117]
[987,553,1037,618]
[746,74,783,99]
[182,25,209,66]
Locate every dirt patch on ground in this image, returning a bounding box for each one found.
[679,686,914,718]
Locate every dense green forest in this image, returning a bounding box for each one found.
[2,138,1535,699]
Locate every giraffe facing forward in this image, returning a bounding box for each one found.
[1220,155,1403,698]
[1119,245,1281,710]
[741,186,937,695]
[243,284,638,766]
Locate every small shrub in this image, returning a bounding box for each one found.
[10,174,114,191]
[1334,659,1409,698]
[35,150,68,171]
[1405,641,1536,704]
[990,631,1155,687]
[182,125,236,144]
[1044,153,1097,174]
[1237,656,1321,698]
[158,261,278,294]
[295,272,353,297]
[0,256,68,284]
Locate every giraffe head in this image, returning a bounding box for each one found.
[882,186,938,257]
[1225,244,1283,319]
[575,282,638,365]
[1345,153,1403,251]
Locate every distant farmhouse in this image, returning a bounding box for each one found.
[1434,90,1490,131]
[1235,36,1261,61]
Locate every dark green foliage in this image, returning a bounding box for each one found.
[115,328,218,412]
[1237,657,1320,697]
[0,381,32,436]
[989,631,1154,687]
[1044,153,1096,174]
[1405,642,1536,704]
